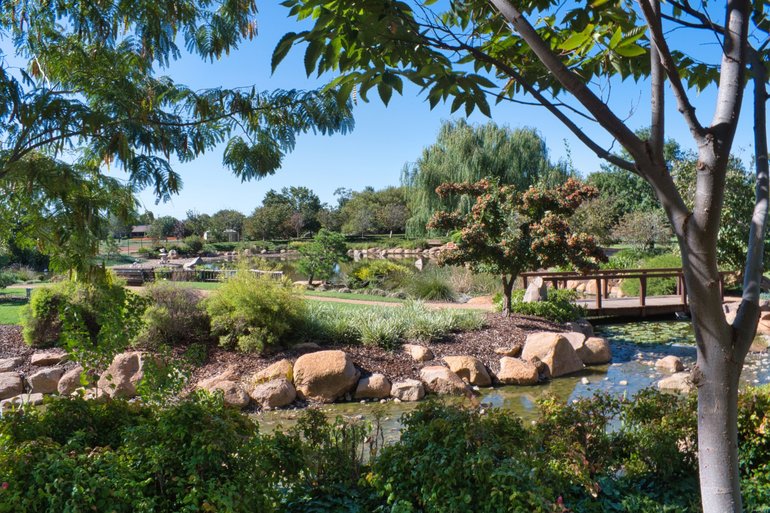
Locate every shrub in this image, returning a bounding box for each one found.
[300,301,483,349]
[182,235,205,254]
[347,259,411,289]
[620,252,682,297]
[0,272,15,288]
[21,277,147,369]
[134,282,211,348]
[406,267,457,301]
[135,246,159,259]
[206,270,306,353]
[496,288,585,322]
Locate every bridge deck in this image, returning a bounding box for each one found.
[575,295,689,319]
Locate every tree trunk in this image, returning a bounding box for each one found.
[307,272,314,286]
[501,275,514,316]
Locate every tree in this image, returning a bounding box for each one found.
[401,120,571,236]
[277,1,769,509]
[428,178,606,315]
[208,210,246,242]
[340,186,410,236]
[263,186,323,235]
[296,229,348,284]
[182,210,211,238]
[244,204,294,240]
[568,197,619,246]
[0,0,353,280]
[612,210,672,252]
[147,216,180,241]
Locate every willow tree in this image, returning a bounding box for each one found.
[0,0,353,276]
[402,119,570,236]
[275,0,768,510]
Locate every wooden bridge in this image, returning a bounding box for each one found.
[521,268,733,319]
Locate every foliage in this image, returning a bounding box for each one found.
[0,272,14,289]
[300,301,483,349]
[569,196,620,246]
[494,288,586,322]
[612,210,672,252]
[205,270,306,353]
[405,267,457,301]
[296,230,348,284]
[207,209,246,242]
[621,253,682,297]
[21,277,147,370]
[402,120,571,237]
[339,186,410,236]
[181,235,204,254]
[147,216,181,241]
[428,178,606,315]
[135,282,211,348]
[346,260,412,290]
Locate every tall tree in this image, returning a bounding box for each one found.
[208,209,246,242]
[0,0,353,278]
[277,1,768,510]
[402,120,570,236]
[263,186,323,235]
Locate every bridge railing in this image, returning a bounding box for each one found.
[520,268,734,309]
[113,268,283,286]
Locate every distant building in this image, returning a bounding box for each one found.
[131,225,150,238]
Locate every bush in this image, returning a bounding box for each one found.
[0,272,15,288]
[206,270,305,353]
[621,252,682,297]
[406,267,457,301]
[346,259,411,290]
[134,282,212,348]
[182,235,205,254]
[21,278,147,368]
[300,301,483,349]
[496,288,586,322]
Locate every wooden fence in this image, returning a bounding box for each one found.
[113,268,283,286]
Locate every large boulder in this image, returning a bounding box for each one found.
[27,367,64,394]
[561,332,587,351]
[522,332,584,378]
[496,358,539,385]
[419,366,471,396]
[293,350,359,403]
[30,351,67,367]
[355,374,392,400]
[252,359,293,384]
[206,380,251,408]
[658,372,694,394]
[442,356,492,387]
[403,344,434,362]
[58,366,87,395]
[563,320,594,338]
[97,352,152,399]
[578,337,612,365]
[0,357,23,372]
[655,355,685,373]
[390,379,425,402]
[493,344,522,358]
[523,277,547,303]
[0,372,23,400]
[249,378,296,409]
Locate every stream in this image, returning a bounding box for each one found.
[253,321,770,439]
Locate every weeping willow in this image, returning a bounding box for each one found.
[402,120,572,237]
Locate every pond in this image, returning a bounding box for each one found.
[253,321,770,439]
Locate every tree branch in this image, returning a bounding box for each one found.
[649,0,666,163]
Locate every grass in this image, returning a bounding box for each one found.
[0,304,23,325]
[302,289,405,303]
[163,281,224,291]
[0,288,27,296]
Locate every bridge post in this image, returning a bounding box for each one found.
[595,278,602,309]
[640,275,647,306]
[522,276,528,289]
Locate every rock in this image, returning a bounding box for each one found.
[249,378,296,409]
[0,357,24,372]
[390,379,425,402]
[293,350,359,403]
[493,344,522,358]
[197,366,239,390]
[522,332,584,378]
[496,357,538,385]
[561,332,587,351]
[27,367,65,394]
[30,351,67,366]
[354,374,392,400]
[207,380,251,408]
[58,366,88,395]
[252,359,293,384]
[579,337,612,365]
[403,344,434,362]
[655,355,685,373]
[442,356,492,387]
[563,320,594,338]
[1,393,45,411]
[0,372,23,400]
[419,366,471,395]
[658,372,694,394]
[523,277,548,303]
[97,351,153,399]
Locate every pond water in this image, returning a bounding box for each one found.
[253,321,770,439]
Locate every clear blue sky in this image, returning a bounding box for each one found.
[121,3,754,218]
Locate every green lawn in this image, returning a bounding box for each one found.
[302,289,405,303]
[0,288,27,296]
[0,304,23,325]
[170,281,224,290]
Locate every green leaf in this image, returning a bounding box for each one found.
[271,32,296,73]
[609,27,622,50]
[304,40,323,76]
[614,45,646,57]
[559,25,594,51]
[377,82,393,106]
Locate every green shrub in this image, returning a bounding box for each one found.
[182,235,204,254]
[621,252,682,297]
[135,282,212,348]
[206,270,306,353]
[347,259,411,290]
[0,272,15,288]
[496,288,585,322]
[301,301,483,349]
[406,267,457,301]
[135,246,159,259]
[21,278,147,369]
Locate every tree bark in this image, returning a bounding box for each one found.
[501,275,514,316]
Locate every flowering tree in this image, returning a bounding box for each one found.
[428,178,606,316]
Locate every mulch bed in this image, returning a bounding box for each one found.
[1,313,565,384]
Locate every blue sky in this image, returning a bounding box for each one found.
[51,3,764,217]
